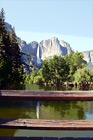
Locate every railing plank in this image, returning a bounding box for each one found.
[0,119,93,130]
[0,90,93,101]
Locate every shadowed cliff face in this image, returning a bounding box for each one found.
[83,50,93,63]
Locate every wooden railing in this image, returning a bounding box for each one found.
[0,90,93,131]
[0,90,93,101]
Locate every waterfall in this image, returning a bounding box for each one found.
[37,45,41,64]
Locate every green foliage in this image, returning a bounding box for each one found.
[42,60,51,84]
[41,52,89,86]
[33,69,44,85]
[0,58,12,86]
[74,67,91,85]
[49,55,69,85]
[0,8,6,61]
[33,75,44,85]
[24,52,92,87]
[42,55,69,85]
[0,8,24,89]
[24,68,37,84]
[89,70,93,83]
[64,51,86,82]
[24,68,44,85]
[10,28,24,84]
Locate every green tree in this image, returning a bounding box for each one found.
[42,60,51,84]
[26,67,37,84]
[89,70,93,84]
[0,8,24,88]
[64,52,86,82]
[33,69,44,85]
[0,8,12,87]
[42,55,69,86]
[0,8,12,60]
[0,8,6,61]
[74,67,91,86]
[10,28,23,84]
[49,55,69,85]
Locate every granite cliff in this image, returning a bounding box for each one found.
[83,50,93,63]
[19,37,74,65]
[5,22,93,72]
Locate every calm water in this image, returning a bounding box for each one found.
[0,84,93,137]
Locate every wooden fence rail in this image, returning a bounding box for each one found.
[0,119,93,130]
[0,90,93,101]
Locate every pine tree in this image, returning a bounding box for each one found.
[4,29,12,58]
[0,8,24,88]
[0,8,13,87]
[10,28,23,84]
[0,8,5,22]
[0,8,6,60]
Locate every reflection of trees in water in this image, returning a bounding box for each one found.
[0,99,39,136]
[0,129,17,137]
[42,101,92,120]
[77,108,84,119]
[0,99,25,136]
[0,99,42,120]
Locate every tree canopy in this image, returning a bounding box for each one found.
[25,51,93,89]
[42,55,69,86]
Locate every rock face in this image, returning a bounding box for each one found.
[19,40,40,72]
[19,38,93,72]
[5,22,93,73]
[82,50,93,63]
[39,37,74,61]
[19,37,74,67]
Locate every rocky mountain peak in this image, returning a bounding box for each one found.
[51,37,59,42]
[19,37,74,70]
[5,22,93,73]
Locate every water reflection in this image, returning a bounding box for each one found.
[42,101,93,120]
[0,100,93,136]
[0,84,93,137]
[36,101,41,119]
[25,84,93,91]
[0,100,93,121]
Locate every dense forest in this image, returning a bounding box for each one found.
[0,8,23,89]
[0,8,93,89]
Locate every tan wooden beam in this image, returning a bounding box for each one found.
[0,90,93,101]
[0,119,93,130]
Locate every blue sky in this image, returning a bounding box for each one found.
[0,0,93,52]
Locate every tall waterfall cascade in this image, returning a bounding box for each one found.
[37,45,42,64]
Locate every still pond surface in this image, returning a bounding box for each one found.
[0,84,93,137]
